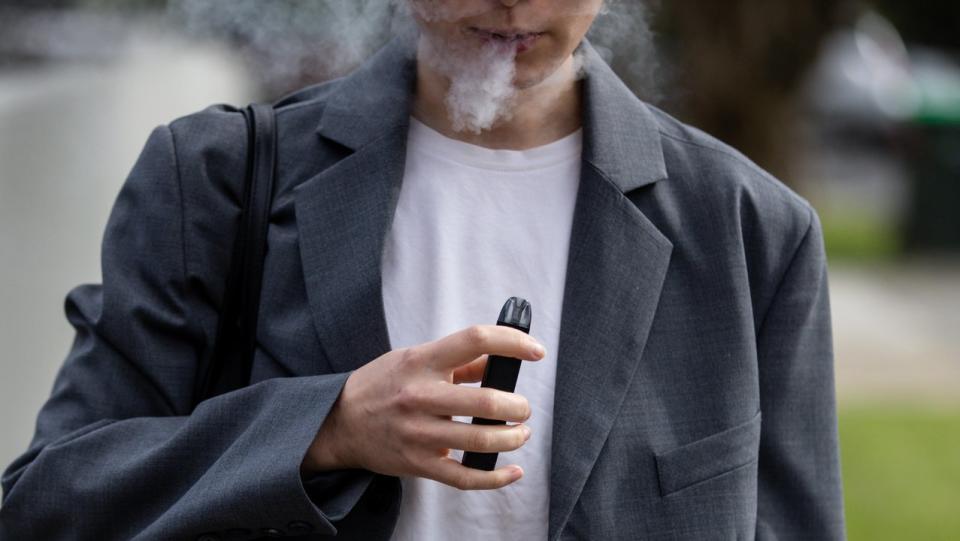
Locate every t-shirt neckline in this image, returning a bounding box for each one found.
[407,115,583,172]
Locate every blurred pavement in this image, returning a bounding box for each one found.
[0,30,254,473]
[831,262,960,406]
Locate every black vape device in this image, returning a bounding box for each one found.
[461,296,532,471]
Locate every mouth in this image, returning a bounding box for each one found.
[467,26,544,53]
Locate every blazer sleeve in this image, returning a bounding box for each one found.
[754,208,847,540]
[0,122,374,539]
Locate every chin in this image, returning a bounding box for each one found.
[513,57,566,90]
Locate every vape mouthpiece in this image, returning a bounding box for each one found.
[498,296,532,332]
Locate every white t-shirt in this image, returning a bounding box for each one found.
[382,116,582,541]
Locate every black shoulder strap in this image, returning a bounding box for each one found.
[194,103,278,406]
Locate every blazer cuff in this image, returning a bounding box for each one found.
[231,371,361,537]
[301,468,376,522]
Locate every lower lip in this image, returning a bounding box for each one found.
[516,36,538,54]
[469,28,542,54]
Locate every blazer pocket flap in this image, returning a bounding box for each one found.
[655,410,762,496]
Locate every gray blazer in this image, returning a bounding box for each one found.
[1,36,845,540]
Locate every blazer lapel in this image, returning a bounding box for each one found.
[294,36,417,374]
[547,41,673,540]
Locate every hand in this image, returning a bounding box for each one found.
[301,325,546,490]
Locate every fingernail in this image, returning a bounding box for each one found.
[521,425,532,440]
[511,466,523,479]
[529,341,545,358]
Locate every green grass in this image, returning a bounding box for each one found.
[839,405,960,540]
[820,212,902,262]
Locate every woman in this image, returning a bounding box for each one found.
[2,1,845,539]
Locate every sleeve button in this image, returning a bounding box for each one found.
[260,528,285,538]
[286,521,314,534]
[196,534,221,541]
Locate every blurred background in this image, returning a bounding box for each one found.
[1,1,957,538]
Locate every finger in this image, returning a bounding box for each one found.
[423,325,545,371]
[424,384,531,422]
[426,456,524,491]
[452,354,487,384]
[417,419,531,453]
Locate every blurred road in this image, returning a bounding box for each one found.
[0,30,254,474]
[831,262,960,406]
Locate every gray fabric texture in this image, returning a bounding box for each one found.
[1,35,845,540]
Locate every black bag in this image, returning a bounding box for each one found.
[193,102,277,406]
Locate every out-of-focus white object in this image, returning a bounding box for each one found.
[805,10,960,126]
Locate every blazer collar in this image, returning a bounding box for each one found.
[316,35,668,192]
[316,34,418,151]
